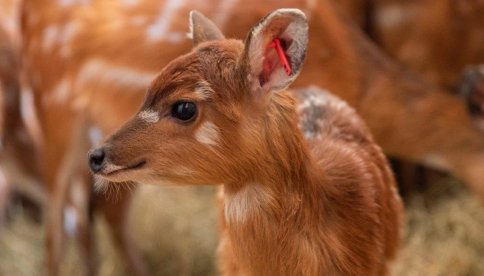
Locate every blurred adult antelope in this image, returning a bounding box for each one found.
[89,10,404,275]
[0,1,44,226]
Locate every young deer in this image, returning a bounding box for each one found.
[89,9,404,275]
[17,0,484,274]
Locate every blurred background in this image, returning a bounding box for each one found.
[0,0,483,275]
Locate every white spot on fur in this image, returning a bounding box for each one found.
[63,206,78,236]
[59,0,90,6]
[89,127,103,146]
[138,109,160,123]
[423,154,451,171]
[76,59,156,90]
[213,0,239,29]
[196,121,220,146]
[224,184,272,224]
[42,25,60,51]
[44,79,70,105]
[59,0,75,7]
[147,0,186,42]
[59,22,81,57]
[62,22,80,42]
[165,32,185,43]
[121,0,139,7]
[19,85,43,151]
[0,2,20,44]
[42,22,80,55]
[20,87,35,124]
[304,0,318,20]
[375,4,414,29]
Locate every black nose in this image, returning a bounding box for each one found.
[89,148,105,173]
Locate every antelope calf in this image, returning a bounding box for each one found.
[89,10,404,275]
[22,0,483,273]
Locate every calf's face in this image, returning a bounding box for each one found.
[88,10,308,187]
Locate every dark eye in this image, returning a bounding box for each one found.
[171,101,197,121]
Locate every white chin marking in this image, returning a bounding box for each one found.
[138,109,160,123]
[195,121,220,146]
[93,175,110,194]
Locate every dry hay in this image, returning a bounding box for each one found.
[0,179,483,276]
[393,179,484,276]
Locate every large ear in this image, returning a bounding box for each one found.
[241,9,308,95]
[188,10,225,46]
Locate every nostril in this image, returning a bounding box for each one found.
[89,148,105,173]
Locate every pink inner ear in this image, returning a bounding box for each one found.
[260,38,291,87]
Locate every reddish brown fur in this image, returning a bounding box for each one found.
[91,10,403,275]
[12,0,484,274]
[371,0,484,88]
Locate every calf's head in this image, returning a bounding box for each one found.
[88,9,308,186]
